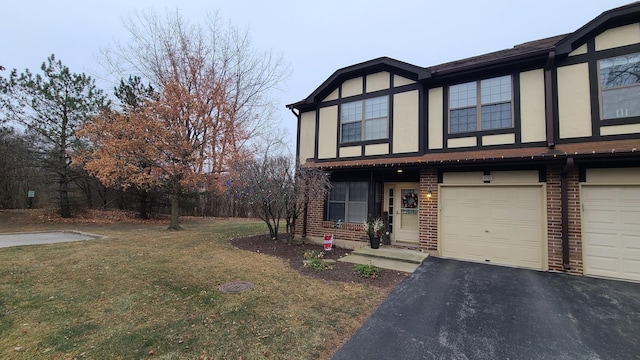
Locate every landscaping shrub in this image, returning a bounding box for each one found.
[352,264,381,278]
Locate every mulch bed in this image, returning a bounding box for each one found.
[230,234,408,290]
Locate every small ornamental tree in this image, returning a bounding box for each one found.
[284,166,331,243]
[227,156,329,243]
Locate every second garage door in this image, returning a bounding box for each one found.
[440,186,545,270]
[582,185,640,282]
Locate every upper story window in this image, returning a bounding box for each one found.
[599,52,640,119]
[327,181,367,223]
[449,75,513,134]
[340,96,388,143]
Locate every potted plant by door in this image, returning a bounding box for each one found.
[363,217,384,249]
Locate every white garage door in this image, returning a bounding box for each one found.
[440,186,545,270]
[582,185,640,281]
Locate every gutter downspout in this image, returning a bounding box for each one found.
[544,49,556,149]
[288,106,308,237]
[561,157,574,270]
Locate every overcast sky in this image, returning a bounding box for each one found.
[1,0,631,154]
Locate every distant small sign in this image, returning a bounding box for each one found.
[27,190,35,198]
[323,234,333,251]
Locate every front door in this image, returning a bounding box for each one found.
[384,183,420,244]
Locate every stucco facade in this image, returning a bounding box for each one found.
[288,3,640,282]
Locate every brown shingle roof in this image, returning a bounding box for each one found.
[429,34,566,75]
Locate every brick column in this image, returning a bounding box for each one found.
[566,167,583,274]
[547,165,583,274]
[546,165,563,271]
[419,168,438,252]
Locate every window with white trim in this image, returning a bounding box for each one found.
[449,75,513,134]
[327,182,367,223]
[340,96,388,143]
[599,52,640,119]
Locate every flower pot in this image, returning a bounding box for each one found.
[370,236,380,249]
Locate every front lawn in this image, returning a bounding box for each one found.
[0,213,400,359]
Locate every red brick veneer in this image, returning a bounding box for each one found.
[419,168,438,251]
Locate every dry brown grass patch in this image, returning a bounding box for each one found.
[0,214,393,359]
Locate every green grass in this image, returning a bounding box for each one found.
[0,216,386,359]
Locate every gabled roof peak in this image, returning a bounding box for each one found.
[556,1,640,55]
[287,57,429,110]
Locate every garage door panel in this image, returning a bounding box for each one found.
[589,256,623,277]
[514,232,543,248]
[513,208,541,223]
[583,185,640,282]
[622,209,640,226]
[489,207,509,222]
[440,186,544,270]
[444,237,485,260]
[583,186,616,202]
[584,232,617,248]
[583,208,616,225]
[623,259,640,279]
[623,234,640,250]
[491,245,515,263]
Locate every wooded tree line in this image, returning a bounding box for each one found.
[0,9,330,237]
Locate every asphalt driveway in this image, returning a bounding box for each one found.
[333,257,640,359]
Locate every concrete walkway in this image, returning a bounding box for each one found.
[0,231,99,248]
[338,246,429,272]
[333,257,640,359]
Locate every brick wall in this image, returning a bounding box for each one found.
[566,167,583,274]
[419,168,438,251]
[296,182,374,243]
[546,165,563,271]
[299,196,328,238]
[546,165,583,274]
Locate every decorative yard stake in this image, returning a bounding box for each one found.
[323,234,333,251]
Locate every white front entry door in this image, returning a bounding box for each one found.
[385,183,420,244]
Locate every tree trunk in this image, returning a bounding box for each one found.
[59,173,72,218]
[85,185,93,209]
[57,132,72,218]
[139,190,150,220]
[168,184,181,230]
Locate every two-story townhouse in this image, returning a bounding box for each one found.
[287,2,640,282]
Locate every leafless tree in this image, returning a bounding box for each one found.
[93,9,290,226]
[99,9,290,170]
[227,156,330,243]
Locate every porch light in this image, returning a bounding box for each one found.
[426,190,432,198]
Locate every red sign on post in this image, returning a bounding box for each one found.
[323,234,333,251]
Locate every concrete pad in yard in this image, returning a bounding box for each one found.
[0,232,100,248]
